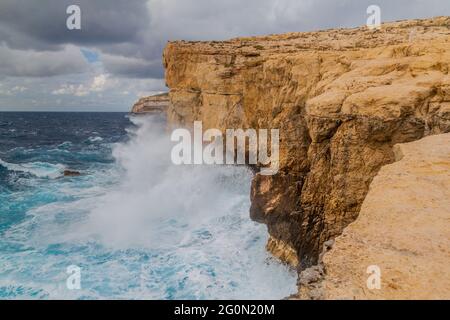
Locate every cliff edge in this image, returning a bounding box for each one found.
[298,133,450,299]
[131,93,170,114]
[162,17,450,296]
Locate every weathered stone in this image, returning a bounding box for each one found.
[305,133,450,300]
[131,93,170,114]
[162,17,450,298]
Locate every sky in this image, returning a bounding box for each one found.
[0,0,449,111]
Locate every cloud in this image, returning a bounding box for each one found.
[0,84,27,96]
[52,74,108,96]
[1,0,449,79]
[102,54,164,79]
[91,74,107,91]
[52,84,89,97]
[0,44,88,77]
[0,0,150,50]
[0,0,449,110]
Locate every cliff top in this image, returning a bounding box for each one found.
[165,17,450,54]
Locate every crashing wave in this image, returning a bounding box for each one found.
[0,158,66,179]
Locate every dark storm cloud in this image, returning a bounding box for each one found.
[102,54,164,79]
[0,0,149,50]
[0,0,449,79]
[0,45,88,77]
[0,0,153,78]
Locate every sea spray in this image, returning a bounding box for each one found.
[0,113,297,299]
[86,115,255,248]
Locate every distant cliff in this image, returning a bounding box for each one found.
[131,93,170,114]
[162,16,450,298]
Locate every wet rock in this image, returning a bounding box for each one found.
[63,170,81,177]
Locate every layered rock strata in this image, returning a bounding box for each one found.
[131,93,170,114]
[162,17,450,274]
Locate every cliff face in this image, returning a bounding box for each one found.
[131,93,170,114]
[298,133,450,299]
[163,17,450,270]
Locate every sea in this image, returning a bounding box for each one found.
[0,112,296,299]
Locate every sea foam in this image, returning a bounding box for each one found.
[0,114,297,299]
[0,158,65,179]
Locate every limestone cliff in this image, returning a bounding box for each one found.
[162,16,450,277]
[297,133,450,299]
[131,93,170,114]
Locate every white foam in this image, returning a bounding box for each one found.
[88,136,103,143]
[0,158,65,179]
[80,115,297,298]
[0,115,297,299]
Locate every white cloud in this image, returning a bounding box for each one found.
[52,84,89,97]
[101,53,163,78]
[91,74,107,92]
[52,74,108,96]
[11,85,27,92]
[0,84,28,96]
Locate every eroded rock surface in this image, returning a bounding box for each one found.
[131,93,170,114]
[162,17,450,272]
[298,133,450,299]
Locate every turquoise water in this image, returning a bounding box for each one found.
[0,112,296,299]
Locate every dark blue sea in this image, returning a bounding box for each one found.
[0,112,295,299]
